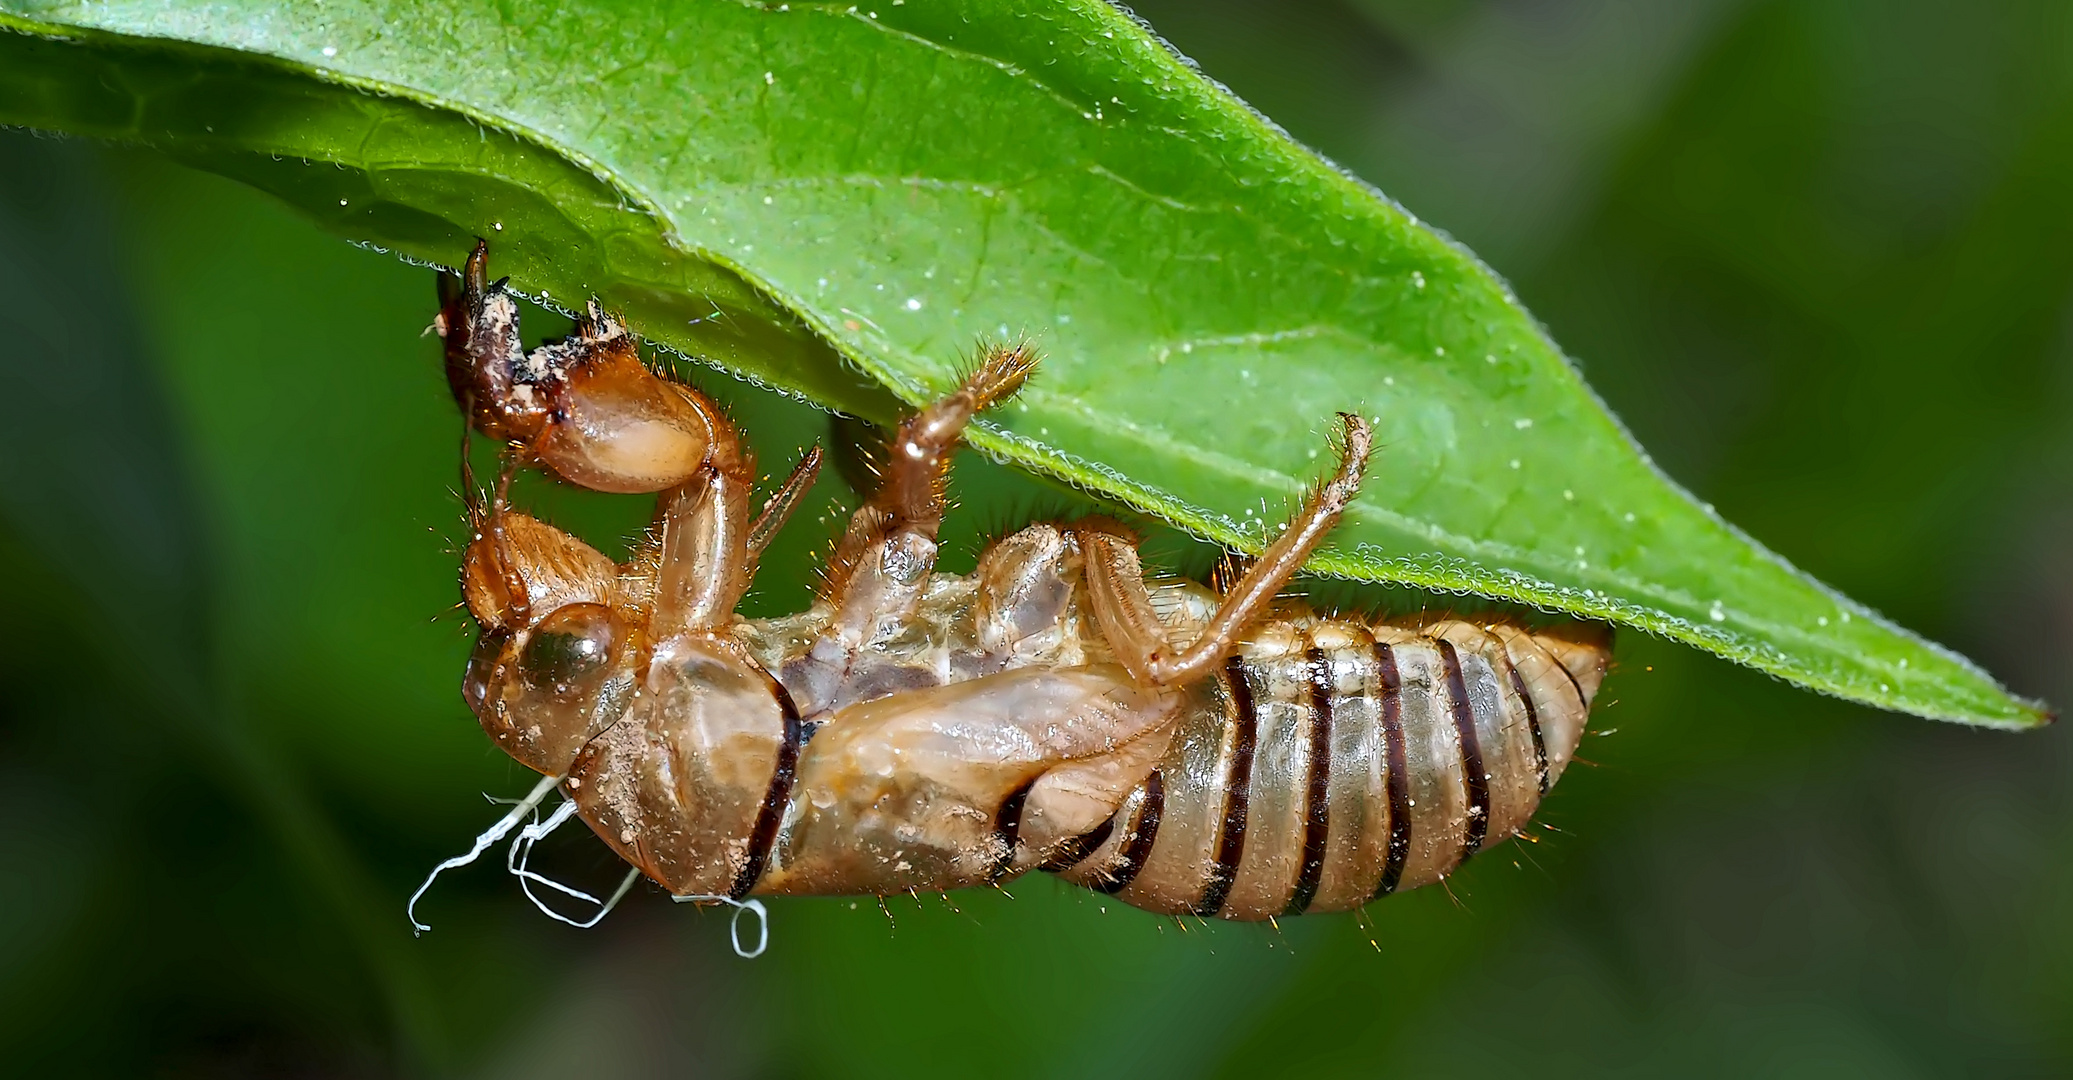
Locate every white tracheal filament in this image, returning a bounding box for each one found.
[407,773,562,935]
[406,773,769,958]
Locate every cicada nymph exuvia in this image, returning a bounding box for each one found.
[408,242,1611,952]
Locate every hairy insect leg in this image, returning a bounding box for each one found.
[647,461,760,636]
[746,445,825,571]
[820,342,1037,638]
[435,240,538,446]
[436,240,730,494]
[469,449,537,627]
[1078,413,1372,687]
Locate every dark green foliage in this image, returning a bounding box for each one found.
[0,1,2068,1074]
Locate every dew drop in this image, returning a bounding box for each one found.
[904,297,922,311]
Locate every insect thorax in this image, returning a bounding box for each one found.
[734,522,1222,722]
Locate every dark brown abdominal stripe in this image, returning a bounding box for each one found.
[1285,644,1335,915]
[1437,638,1491,859]
[1089,771,1163,894]
[1196,656,1259,916]
[729,670,805,900]
[1372,638,1410,899]
[1051,618,1602,919]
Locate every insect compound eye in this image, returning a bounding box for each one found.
[488,602,636,777]
[520,603,621,699]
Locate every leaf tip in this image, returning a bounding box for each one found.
[1994,695,2058,731]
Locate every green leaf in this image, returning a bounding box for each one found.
[0,130,446,1068]
[0,0,2046,727]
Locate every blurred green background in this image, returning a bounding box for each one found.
[3,0,2070,1075]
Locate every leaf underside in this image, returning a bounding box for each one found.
[0,0,2047,727]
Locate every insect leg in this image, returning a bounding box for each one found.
[467,449,537,628]
[1079,413,1372,687]
[820,342,1037,637]
[745,445,825,570]
[436,240,540,447]
[436,240,729,494]
[648,461,760,636]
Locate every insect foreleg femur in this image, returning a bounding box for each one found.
[434,239,732,494]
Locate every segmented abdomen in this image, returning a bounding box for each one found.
[1050,617,1608,919]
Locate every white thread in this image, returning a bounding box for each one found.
[407,773,561,934]
[408,772,772,956]
[504,797,639,929]
[673,893,771,958]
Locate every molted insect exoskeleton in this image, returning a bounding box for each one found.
[426,242,1611,928]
